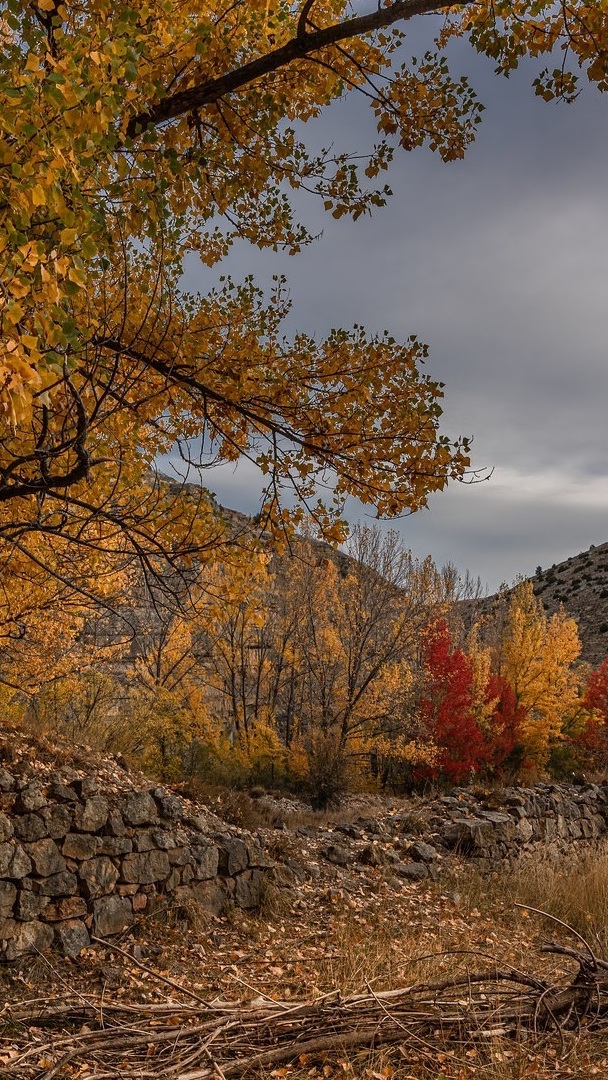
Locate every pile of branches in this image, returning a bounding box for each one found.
[3,915,608,1078]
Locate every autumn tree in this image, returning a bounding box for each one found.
[272,527,449,802]
[1,0,607,591]
[417,618,490,782]
[493,581,583,772]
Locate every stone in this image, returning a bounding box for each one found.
[41,804,73,838]
[74,797,109,832]
[409,842,438,864]
[47,779,78,802]
[123,792,158,827]
[13,814,47,842]
[16,782,47,813]
[132,892,148,913]
[98,836,132,856]
[25,839,66,877]
[38,870,78,897]
[56,919,90,958]
[106,809,126,837]
[167,847,193,867]
[515,819,534,844]
[215,837,249,876]
[441,817,494,854]
[63,833,101,860]
[0,812,13,843]
[185,813,212,833]
[79,857,119,899]
[5,920,54,960]
[192,844,219,880]
[93,895,133,937]
[43,896,88,921]
[120,850,170,885]
[73,777,100,797]
[0,769,15,792]
[154,791,184,821]
[358,843,385,867]
[0,842,32,879]
[395,861,428,882]
[0,881,16,918]
[233,869,264,909]
[323,844,350,867]
[15,892,48,920]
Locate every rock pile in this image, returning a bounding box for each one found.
[0,767,271,961]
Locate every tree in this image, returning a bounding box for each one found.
[1,1,606,582]
[418,618,490,782]
[495,581,583,771]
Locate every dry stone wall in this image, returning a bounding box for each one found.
[0,768,271,961]
[432,782,608,864]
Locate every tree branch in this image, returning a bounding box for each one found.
[126,0,471,137]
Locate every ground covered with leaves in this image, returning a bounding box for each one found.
[3,798,608,1080]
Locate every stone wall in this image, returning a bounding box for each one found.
[0,767,271,961]
[432,782,608,864]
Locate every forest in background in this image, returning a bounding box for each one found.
[2,522,608,807]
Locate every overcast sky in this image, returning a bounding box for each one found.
[175,17,608,594]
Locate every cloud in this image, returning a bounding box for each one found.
[178,40,608,592]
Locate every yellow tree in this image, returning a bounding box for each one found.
[497,581,583,770]
[276,527,451,801]
[1,0,606,582]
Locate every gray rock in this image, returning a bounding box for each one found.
[395,862,429,882]
[123,792,158,827]
[73,777,100,797]
[216,837,249,876]
[192,844,219,880]
[0,842,32,879]
[409,842,438,864]
[323,844,351,867]
[74,797,109,832]
[63,833,101,860]
[56,919,90,958]
[234,869,264,909]
[13,814,47,842]
[0,881,16,917]
[47,780,78,802]
[25,839,66,877]
[79,856,119,898]
[93,895,133,937]
[38,870,78,897]
[0,769,15,792]
[121,850,170,885]
[15,891,48,920]
[154,791,184,821]
[167,847,193,867]
[16,782,47,813]
[98,836,132,856]
[41,804,73,839]
[5,919,54,960]
[0,812,13,843]
[106,809,126,837]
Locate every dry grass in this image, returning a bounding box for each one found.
[451,844,608,957]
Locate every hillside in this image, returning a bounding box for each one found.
[530,541,608,664]
[211,485,608,666]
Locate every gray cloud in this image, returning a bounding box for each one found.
[179,35,608,593]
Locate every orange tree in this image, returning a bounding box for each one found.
[1,1,606,584]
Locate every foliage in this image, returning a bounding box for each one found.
[417,618,490,782]
[496,581,583,771]
[1,0,606,586]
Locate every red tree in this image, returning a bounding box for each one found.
[418,620,490,783]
